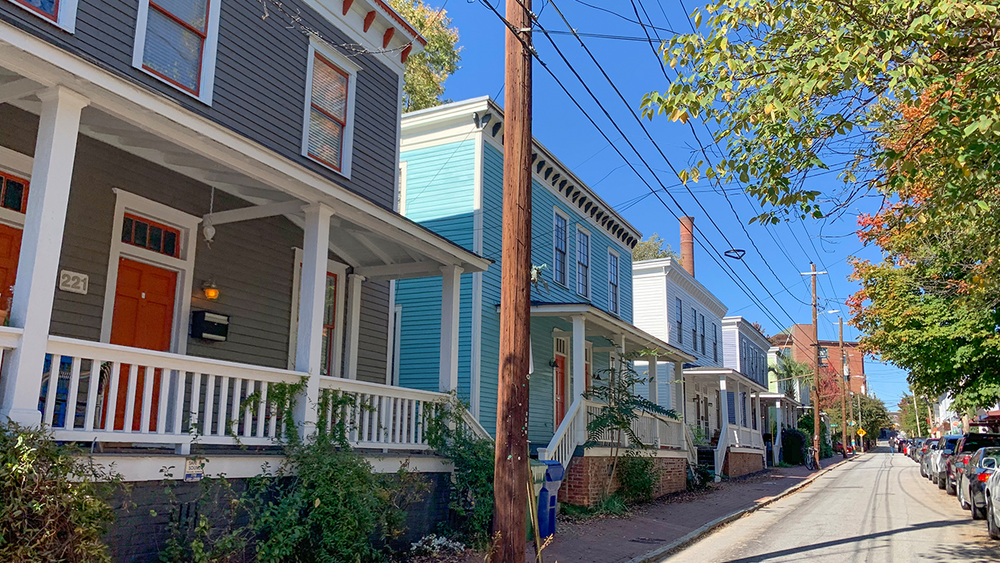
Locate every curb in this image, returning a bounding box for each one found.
[626,454,862,563]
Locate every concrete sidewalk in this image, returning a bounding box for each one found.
[529,459,852,563]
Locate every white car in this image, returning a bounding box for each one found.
[985,467,1000,539]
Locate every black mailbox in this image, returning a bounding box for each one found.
[191,311,229,342]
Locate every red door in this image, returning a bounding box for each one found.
[554,354,567,427]
[0,223,22,313]
[107,258,176,431]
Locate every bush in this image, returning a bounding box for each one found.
[686,463,713,491]
[0,422,118,562]
[615,451,657,504]
[781,429,808,466]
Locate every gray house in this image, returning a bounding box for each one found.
[0,0,488,555]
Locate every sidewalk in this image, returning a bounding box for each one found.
[528,459,849,563]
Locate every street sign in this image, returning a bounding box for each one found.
[857,429,867,437]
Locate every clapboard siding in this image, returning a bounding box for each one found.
[478,142,503,434]
[632,272,667,342]
[0,105,390,373]
[395,139,477,401]
[0,0,399,209]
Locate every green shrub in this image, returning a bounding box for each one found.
[0,422,118,562]
[615,451,657,504]
[686,463,713,491]
[781,429,808,465]
[157,463,249,563]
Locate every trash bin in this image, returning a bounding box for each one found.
[537,460,565,539]
[528,459,548,538]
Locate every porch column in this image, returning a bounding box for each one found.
[293,203,333,432]
[754,391,762,431]
[718,375,729,429]
[649,356,659,447]
[571,316,586,400]
[343,273,366,380]
[438,265,462,392]
[775,399,783,465]
[0,86,88,426]
[675,361,685,416]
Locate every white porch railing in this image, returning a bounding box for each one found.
[715,422,765,473]
[36,336,459,450]
[539,398,686,470]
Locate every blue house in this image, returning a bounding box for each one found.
[394,97,693,504]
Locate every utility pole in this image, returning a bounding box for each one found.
[801,263,826,470]
[911,389,922,437]
[839,317,848,458]
[493,0,532,560]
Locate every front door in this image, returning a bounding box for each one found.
[0,223,22,313]
[554,353,567,428]
[108,258,177,431]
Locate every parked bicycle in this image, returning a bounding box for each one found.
[804,446,817,470]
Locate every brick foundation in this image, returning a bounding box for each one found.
[721,449,764,478]
[561,454,688,507]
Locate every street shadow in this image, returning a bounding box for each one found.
[720,520,960,563]
[919,542,1000,562]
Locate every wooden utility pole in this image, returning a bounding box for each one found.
[493,0,532,560]
[839,317,848,458]
[911,388,922,437]
[801,263,825,470]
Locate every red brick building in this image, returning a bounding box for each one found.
[771,324,867,395]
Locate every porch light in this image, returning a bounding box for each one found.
[202,280,220,300]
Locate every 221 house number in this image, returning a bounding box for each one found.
[59,270,89,295]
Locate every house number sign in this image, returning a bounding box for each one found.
[59,270,89,295]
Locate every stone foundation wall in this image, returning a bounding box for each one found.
[722,449,765,478]
[561,454,688,507]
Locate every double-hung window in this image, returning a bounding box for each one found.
[553,212,568,286]
[320,273,338,376]
[9,0,79,32]
[607,251,619,315]
[691,308,698,351]
[712,323,718,362]
[675,298,683,345]
[303,42,359,177]
[699,314,705,354]
[134,0,221,102]
[576,229,590,298]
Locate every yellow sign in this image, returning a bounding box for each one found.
[857,429,867,437]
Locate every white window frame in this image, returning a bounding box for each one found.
[552,208,569,288]
[287,248,349,376]
[99,189,201,355]
[607,248,619,315]
[302,37,361,179]
[575,226,591,299]
[675,297,683,346]
[398,161,407,215]
[132,0,222,104]
[6,0,80,33]
[553,336,569,428]
[0,147,33,229]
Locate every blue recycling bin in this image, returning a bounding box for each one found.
[537,460,565,539]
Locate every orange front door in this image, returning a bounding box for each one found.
[108,258,177,431]
[0,223,22,313]
[554,354,567,427]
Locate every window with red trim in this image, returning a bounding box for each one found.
[121,214,180,257]
[320,272,338,376]
[11,0,58,21]
[140,0,211,94]
[0,171,29,214]
[307,54,350,171]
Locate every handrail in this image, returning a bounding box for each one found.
[318,373,451,404]
[0,326,23,349]
[539,396,584,467]
[684,424,698,466]
[462,409,493,441]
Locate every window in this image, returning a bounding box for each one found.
[691,308,697,352]
[553,212,568,286]
[699,314,705,354]
[8,0,79,32]
[675,298,683,345]
[303,43,359,177]
[576,229,590,298]
[712,323,718,362]
[121,213,180,257]
[320,273,338,376]
[0,171,28,214]
[133,0,221,102]
[607,251,619,315]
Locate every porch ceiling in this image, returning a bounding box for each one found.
[0,41,489,283]
[683,367,769,393]
[526,302,694,363]
[759,392,802,408]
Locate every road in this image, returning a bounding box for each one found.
[658,444,1000,563]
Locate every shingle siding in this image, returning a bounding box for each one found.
[0,0,400,209]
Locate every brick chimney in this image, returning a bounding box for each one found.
[680,216,695,277]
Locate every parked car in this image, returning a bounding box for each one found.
[910,438,926,461]
[921,440,940,478]
[985,468,1000,539]
[947,434,1000,495]
[959,447,1000,520]
[933,435,962,488]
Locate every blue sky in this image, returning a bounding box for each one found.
[423,0,910,409]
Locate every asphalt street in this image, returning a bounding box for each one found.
[658,444,1000,563]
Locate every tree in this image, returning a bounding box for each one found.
[768,354,811,401]
[641,0,1000,410]
[897,394,933,437]
[387,0,461,112]
[826,394,891,448]
[632,233,680,262]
